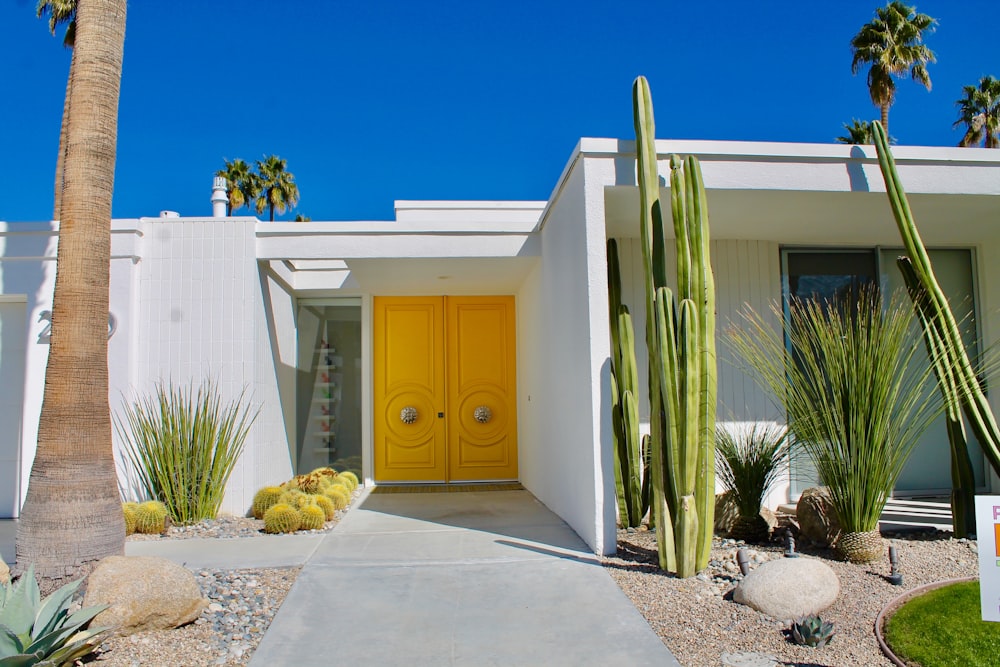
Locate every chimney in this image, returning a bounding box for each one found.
[211,176,229,217]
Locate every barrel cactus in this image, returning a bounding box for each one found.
[338,471,359,491]
[134,500,168,534]
[324,485,351,510]
[263,503,302,533]
[311,466,338,479]
[252,486,284,519]
[299,504,326,531]
[314,494,337,521]
[122,502,139,535]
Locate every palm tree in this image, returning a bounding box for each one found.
[836,119,896,145]
[255,155,300,222]
[16,0,129,581]
[954,76,1000,148]
[837,119,877,144]
[850,1,936,136]
[36,0,77,221]
[216,158,260,215]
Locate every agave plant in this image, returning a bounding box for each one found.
[715,423,790,542]
[791,614,835,648]
[0,564,109,665]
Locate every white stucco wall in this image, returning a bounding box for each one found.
[518,151,615,555]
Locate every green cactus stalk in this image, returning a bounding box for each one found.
[608,238,646,527]
[633,76,717,577]
[263,503,302,533]
[873,121,1000,479]
[897,257,977,537]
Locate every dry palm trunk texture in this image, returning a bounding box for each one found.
[16,0,129,580]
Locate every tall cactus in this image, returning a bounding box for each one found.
[897,257,977,537]
[633,76,717,577]
[608,238,647,527]
[873,121,1000,479]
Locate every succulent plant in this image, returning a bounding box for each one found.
[313,494,336,521]
[133,500,168,534]
[0,564,110,665]
[310,466,338,479]
[338,471,359,491]
[251,486,284,519]
[277,489,305,506]
[298,504,326,530]
[122,502,139,535]
[791,615,835,648]
[263,503,302,533]
[324,486,351,510]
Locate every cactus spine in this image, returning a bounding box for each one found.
[608,238,648,527]
[633,76,717,577]
[873,121,1000,483]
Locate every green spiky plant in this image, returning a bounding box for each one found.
[715,423,790,542]
[298,504,326,531]
[133,500,168,534]
[117,380,258,524]
[338,471,359,491]
[122,502,138,535]
[313,494,336,521]
[324,486,351,510]
[633,76,717,576]
[252,486,284,520]
[791,615,835,648]
[730,287,941,563]
[0,564,109,666]
[872,120,996,536]
[607,238,649,528]
[263,503,301,534]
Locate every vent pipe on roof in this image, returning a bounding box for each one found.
[211,176,229,217]
[160,210,180,218]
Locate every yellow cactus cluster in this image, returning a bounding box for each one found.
[253,467,360,534]
[123,500,169,535]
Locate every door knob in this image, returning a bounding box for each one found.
[473,405,492,423]
[400,406,418,424]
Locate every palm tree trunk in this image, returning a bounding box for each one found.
[16,0,128,582]
[880,105,889,138]
[52,48,74,222]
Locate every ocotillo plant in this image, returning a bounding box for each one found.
[608,238,647,527]
[873,121,1000,480]
[633,76,717,577]
[897,256,977,537]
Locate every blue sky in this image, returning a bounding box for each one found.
[0,1,996,222]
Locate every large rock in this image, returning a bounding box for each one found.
[715,491,779,540]
[0,557,8,585]
[796,486,841,547]
[733,557,840,621]
[83,556,207,635]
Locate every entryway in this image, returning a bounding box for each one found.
[373,296,517,483]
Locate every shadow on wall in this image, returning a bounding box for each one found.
[847,146,871,192]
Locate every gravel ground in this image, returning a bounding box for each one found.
[88,490,360,666]
[602,527,980,667]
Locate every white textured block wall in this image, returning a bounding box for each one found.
[133,217,291,516]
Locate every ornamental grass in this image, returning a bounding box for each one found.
[116,380,257,524]
[729,287,941,536]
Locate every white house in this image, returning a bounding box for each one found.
[2,137,999,555]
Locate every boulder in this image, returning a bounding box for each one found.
[796,486,841,547]
[83,556,207,635]
[733,557,840,621]
[0,556,8,585]
[715,491,779,540]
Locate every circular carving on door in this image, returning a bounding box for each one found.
[385,390,436,440]
[458,389,507,439]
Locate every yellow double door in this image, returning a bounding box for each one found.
[374,296,518,483]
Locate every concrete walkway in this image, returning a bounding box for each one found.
[3,490,680,666]
[249,489,678,666]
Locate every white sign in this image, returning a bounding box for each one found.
[975,496,1000,622]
